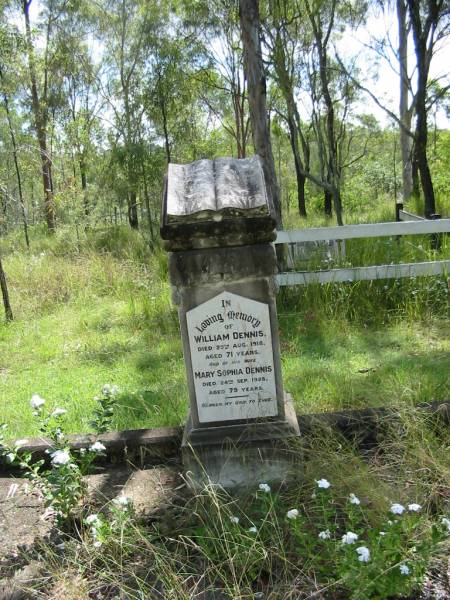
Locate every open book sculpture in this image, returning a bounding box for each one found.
[161,155,276,250]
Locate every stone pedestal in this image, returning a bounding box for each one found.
[161,156,300,489]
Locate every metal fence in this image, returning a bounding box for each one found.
[275,218,450,286]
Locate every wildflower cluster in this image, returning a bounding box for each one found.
[0,386,118,523]
[90,384,119,433]
[280,479,449,598]
[203,478,450,599]
[84,495,134,550]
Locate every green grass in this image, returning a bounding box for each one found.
[282,316,449,413]
[14,412,449,599]
[0,223,449,599]
[0,222,449,438]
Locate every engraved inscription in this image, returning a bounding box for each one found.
[186,291,278,423]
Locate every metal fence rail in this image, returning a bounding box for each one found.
[275,219,450,287]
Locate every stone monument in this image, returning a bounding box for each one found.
[161,155,300,488]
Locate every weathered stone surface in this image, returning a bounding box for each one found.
[86,466,181,515]
[168,244,277,289]
[0,478,51,562]
[163,155,299,488]
[186,291,278,424]
[182,395,301,490]
[0,465,181,568]
[166,156,269,220]
[175,283,285,430]
[161,156,277,251]
[0,427,182,473]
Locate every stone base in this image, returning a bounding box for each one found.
[182,393,301,490]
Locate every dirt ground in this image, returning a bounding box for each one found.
[0,465,181,599]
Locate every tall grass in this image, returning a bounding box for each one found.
[26,408,449,599]
[0,221,448,436]
[0,218,449,599]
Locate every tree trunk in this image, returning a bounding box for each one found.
[332,187,343,226]
[140,158,154,243]
[0,70,30,248]
[407,0,439,217]
[397,0,414,201]
[324,190,332,217]
[411,143,420,199]
[239,0,282,228]
[79,156,89,216]
[272,29,307,218]
[287,122,306,217]
[0,254,13,322]
[414,108,435,217]
[128,191,139,229]
[306,0,343,225]
[160,99,171,164]
[23,0,56,233]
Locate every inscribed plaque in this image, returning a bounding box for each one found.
[186,291,278,423]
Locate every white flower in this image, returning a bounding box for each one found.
[51,408,67,417]
[258,483,271,493]
[111,385,119,396]
[318,529,331,540]
[85,514,101,526]
[399,564,410,576]
[356,546,370,563]
[441,517,450,532]
[390,503,405,515]
[51,449,71,466]
[286,509,299,520]
[349,493,360,505]
[316,478,331,489]
[93,540,102,548]
[14,439,28,447]
[102,384,111,396]
[342,531,359,545]
[408,503,421,512]
[5,452,15,463]
[379,531,386,536]
[230,516,239,524]
[89,441,106,453]
[113,495,131,508]
[30,394,45,409]
[248,526,257,533]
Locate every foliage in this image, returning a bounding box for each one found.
[23,424,449,599]
[0,0,448,236]
[0,387,117,523]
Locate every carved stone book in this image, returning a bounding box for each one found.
[166,156,269,223]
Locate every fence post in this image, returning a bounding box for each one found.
[395,202,404,244]
[429,213,442,251]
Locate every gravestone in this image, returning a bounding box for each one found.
[161,155,300,489]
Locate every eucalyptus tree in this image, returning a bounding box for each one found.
[0,22,29,246]
[95,0,169,229]
[144,31,205,165]
[340,1,448,215]
[262,0,311,217]
[182,0,251,159]
[239,0,282,226]
[0,252,13,322]
[406,0,448,217]
[22,0,58,232]
[396,0,414,201]
[303,0,345,223]
[61,42,101,218]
